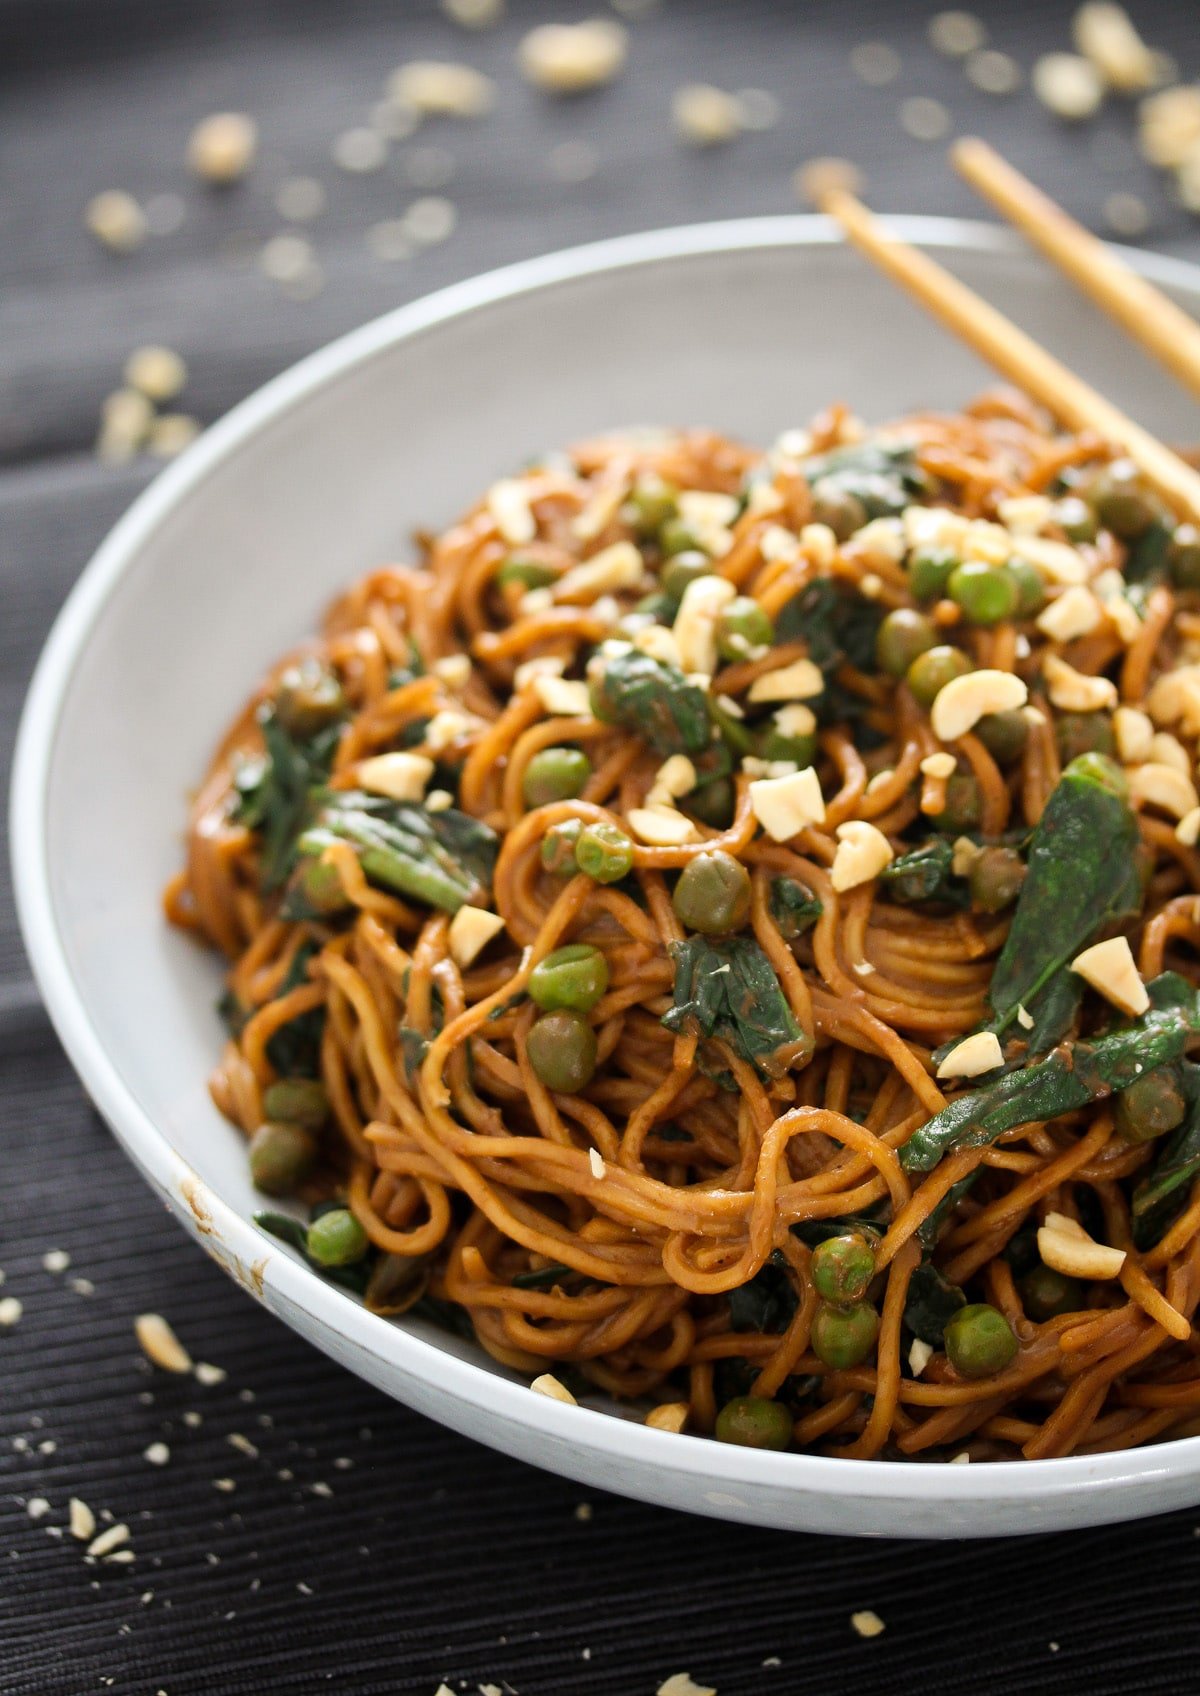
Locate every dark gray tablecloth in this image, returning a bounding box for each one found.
[5,3,1200,1692]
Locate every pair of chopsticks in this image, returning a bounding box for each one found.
[816,137,1200,525]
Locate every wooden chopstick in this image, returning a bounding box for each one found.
[819,187,1200,526]
[952,136,1200,404]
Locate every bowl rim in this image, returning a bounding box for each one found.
[13,211,1200,1511]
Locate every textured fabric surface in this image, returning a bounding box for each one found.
[5,2,1200,1692]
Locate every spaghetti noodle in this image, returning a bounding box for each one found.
[167,393,1200,1462]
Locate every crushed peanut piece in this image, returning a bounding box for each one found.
[447,905,506,968]
[1038,1211,1125,1280]
[135,1314,192,1374]
[645,1402,689,1432]
[672,84,742,145]
[1033,52,1104,119]
[1070,935,1149,1016]
[930,669,1028,741]
[389,61,494,116]
[531,1372,577,1404]
[1074,2,1158,94]
[356,751,434,802]
[519,20,627,93]
[187,113,258,184]
[937,1031,1004,1080]
[851,1610,886,1639]
[124,346,187,402]
[85,190,147,253]
[749,768,825,841]
[1128,761,1200,820]
[1042,654,1118,713]
[830,820,894,892]
[69,1499,96,1541]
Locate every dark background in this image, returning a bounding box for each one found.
[4,2,1200,1692]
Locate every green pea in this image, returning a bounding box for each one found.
[1054,496,1097,544]
[1086,458,1159,540]
[811,1300,880,1369]
[529,944,609,1013]
[306,1207,369,1267]
[756,724,818,768]
[710,697,754,757]
[943,1302,1018,1379]
[934,773,982,834]
[526,1009,597,1093]
[1115,1066,1188,1144]
[948,560,1019,625]
[1020,1265,1083,1322]
[686,777,736,829]
[659,519,706,559]
[967,845,1026,914]
[290,856,350,917]
[906,645,972,708]
[716,597,774,662]
[627,474,678,538]
[262,1079,329,1132]
[661,549,713,597]
[1169,524,1200,590]
[810,477,867,541]
[523,747,591,809]
[1055,711,1115,765]
[810,1233,876,1305]
[248,1122,318,1197]
[634,590,678,622]
[875,608,937,678]
[274,660,345,739]
[541,818,583,876]
[672,851,752,935]
[908,545,959,602]
[975,709,1029,765]
[714,1395,793,1451]
[575,822,634,884]
[1005,555,1046,617]
[496,556,558,592]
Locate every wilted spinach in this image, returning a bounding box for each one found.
[589,649,712,756]
[663,935,809,1080]
[769,876,823,940]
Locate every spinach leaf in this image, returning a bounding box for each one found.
[589,649,712,756]
[1132,1066,1200,1248]
[410,1293,479,1343]
[903,973,1200,1174]
[510,1263,578,1290]
[904,1261,967,1345]
[662,935,810,1080]
[232,709,342,891]
[775,577,881,677]
[769,876,823,940]
[217,987,249,1039]
[728,1252,798,1334]
[264,941,325,1079]
[984,754,1142,1054]
[299,798,498,914]
[398,1027,430,1083]
[915,1171,980,1250]
[1123,518,1173,585]
[800,439,932,518]
[881,838,965,908]
[388,638,425,689]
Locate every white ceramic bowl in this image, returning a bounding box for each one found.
[14,217,1200,1537]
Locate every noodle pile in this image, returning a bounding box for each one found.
[166,391,1200,1462]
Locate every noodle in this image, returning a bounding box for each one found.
[168,399,1200,1462]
